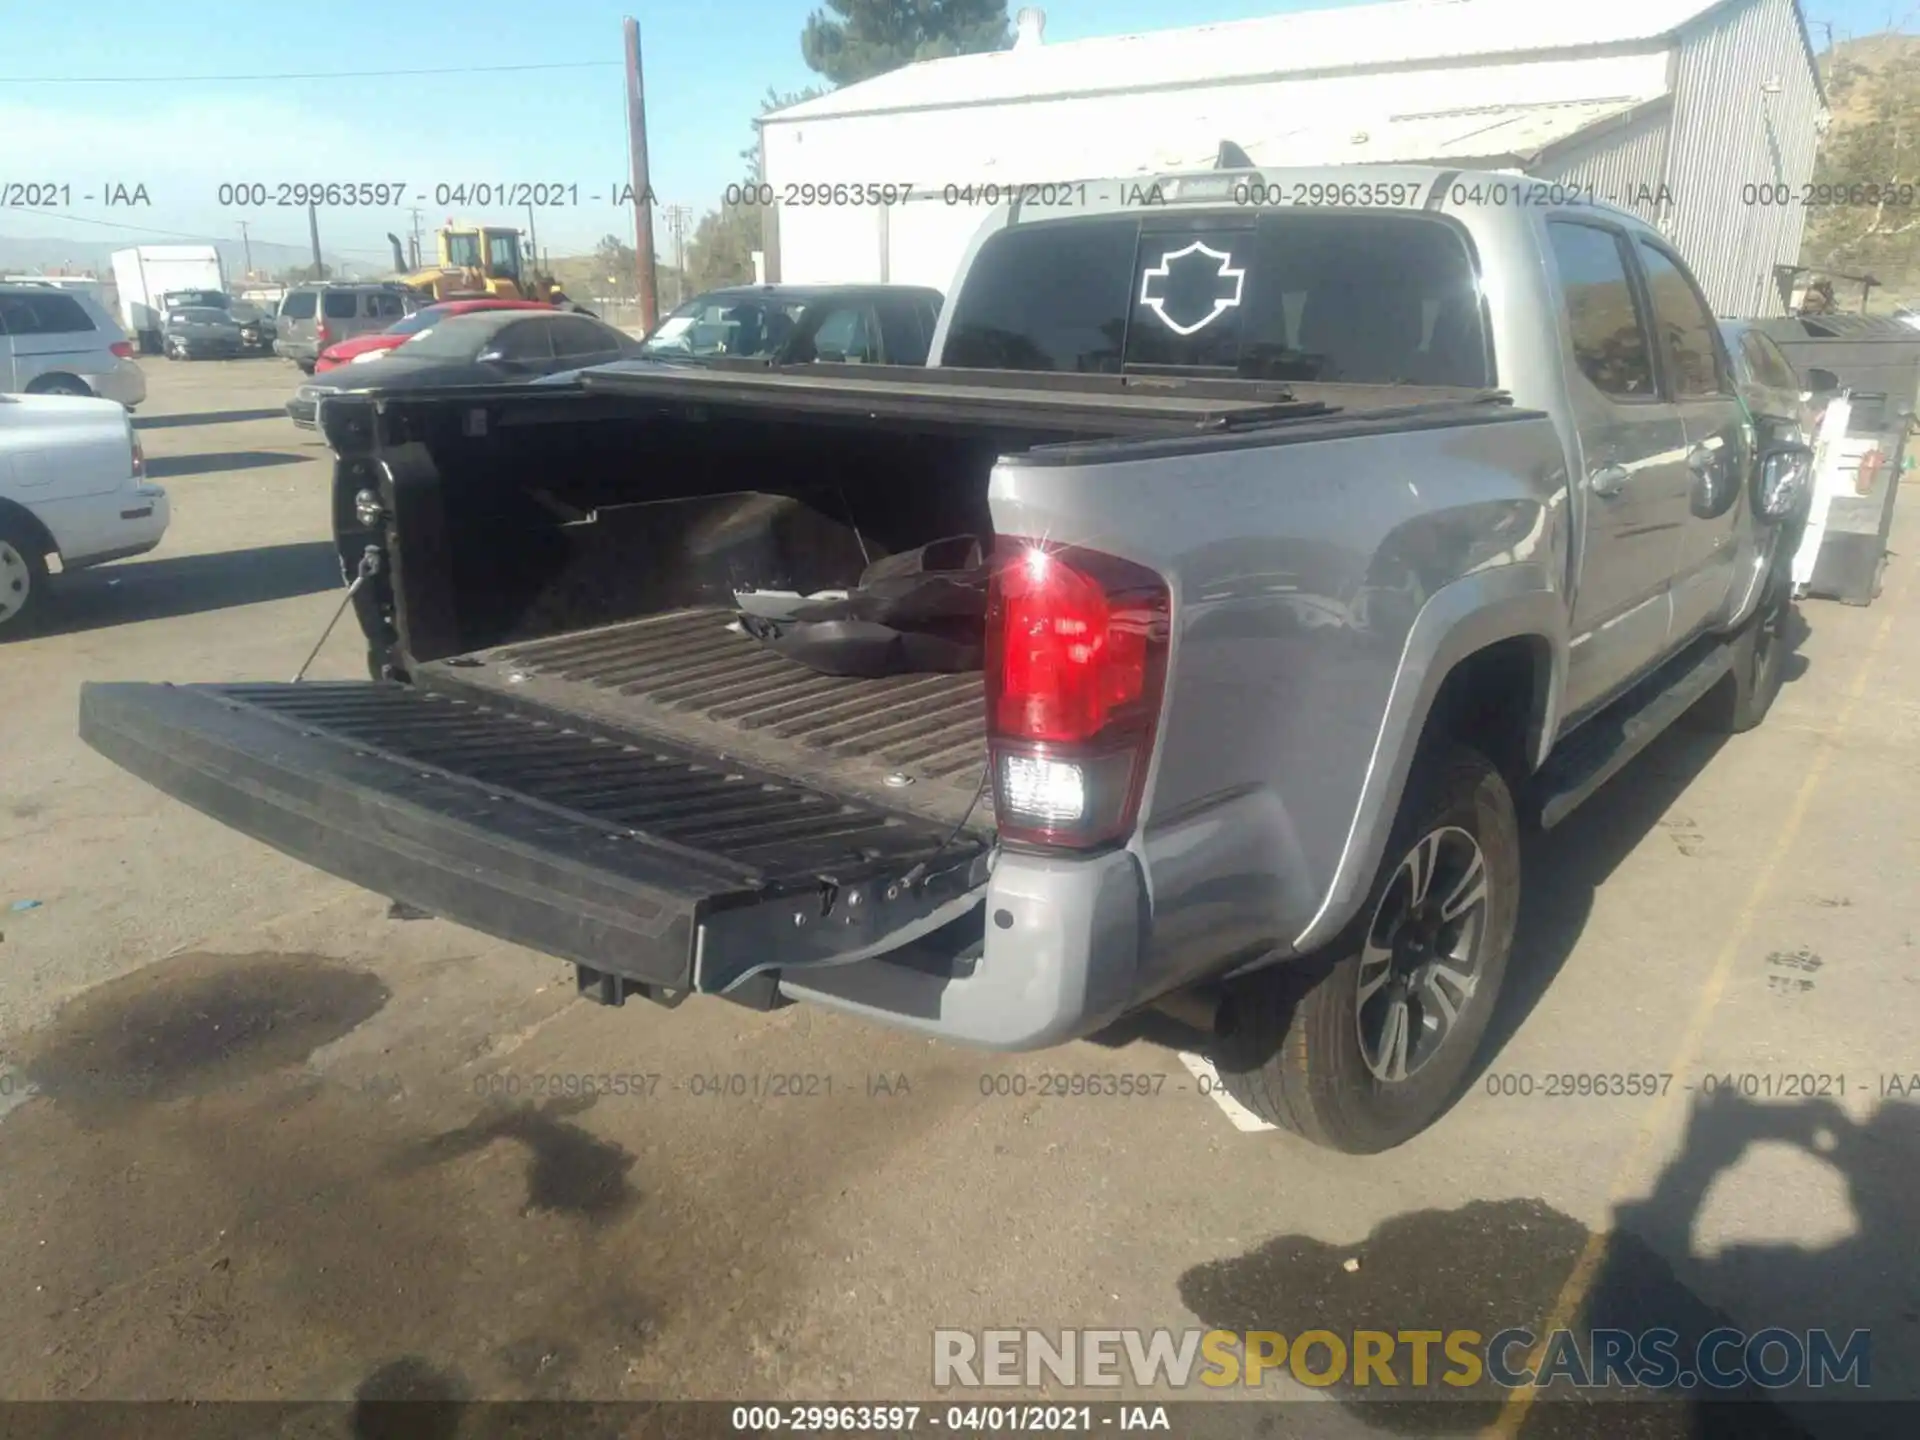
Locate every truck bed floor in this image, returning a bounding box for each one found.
[419,608,992,832]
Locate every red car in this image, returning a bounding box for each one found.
[313,298,553,372]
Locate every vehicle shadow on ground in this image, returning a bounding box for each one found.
[133,407,287,431]
[45,540,342,633]
[144,450,307,479]
[1178,1092,1917,1437]
[1472,719,1729,1080]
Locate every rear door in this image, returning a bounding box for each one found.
[872,293,933,365]
[1544,218,1694,719]
[1634,238,1749,646]
[1,290,99,387]
[481,317,557,376]
[321,288,361,347]
[545,314,626,371]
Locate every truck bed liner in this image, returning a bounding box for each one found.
[419,608,992,832]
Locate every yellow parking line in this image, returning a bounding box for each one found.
[1486,573,1907,1439]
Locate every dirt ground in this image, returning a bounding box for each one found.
[0,357,1915,1437]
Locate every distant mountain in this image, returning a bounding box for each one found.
[0,233,377,281]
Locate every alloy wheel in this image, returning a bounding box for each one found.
[1355,825,1490,1083]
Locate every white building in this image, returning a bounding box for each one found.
[759,0,1826,316]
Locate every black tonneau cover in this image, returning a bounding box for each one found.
[570,360,1501,437]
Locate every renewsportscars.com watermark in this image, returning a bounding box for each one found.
[933,1328,1871,1392]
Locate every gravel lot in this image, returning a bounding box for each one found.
[0,357,1914,1435]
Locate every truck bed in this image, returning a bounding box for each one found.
[419,608,991,832]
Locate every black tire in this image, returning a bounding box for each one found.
[296,360,316,375]
[0,518,51,639]
[29,375,91,397]
[1691,572,1791,734]
[1211,743,1521,1153]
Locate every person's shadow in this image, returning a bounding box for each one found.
[1178,1092,1920,1438]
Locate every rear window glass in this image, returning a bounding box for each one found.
[322,291,361,318]
[281,290,317,319]
[941,211,1490,387]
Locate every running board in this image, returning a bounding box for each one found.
[1531,642,1735,830]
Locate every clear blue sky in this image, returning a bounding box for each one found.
[1,0,1913,269]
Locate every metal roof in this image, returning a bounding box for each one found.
[887,96,1663,180]
[769,0,1739,123]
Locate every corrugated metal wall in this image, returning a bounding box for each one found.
[1536,102,1674,223]
[1663,0,1824,316]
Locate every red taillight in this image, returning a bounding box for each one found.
[317,322,332,343]
[131,437,145,479]
[110,339,135,359]
[985,541,1170,850]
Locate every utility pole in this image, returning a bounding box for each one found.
[623,14,659,330]
[307,200,323,280]
[525,201,540,283]
[407,208,424,270]
[665,203,692,305]
[238,220,253,278]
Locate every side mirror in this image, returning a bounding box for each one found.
[1754,442,1814,521]
[1804,367,1841,395]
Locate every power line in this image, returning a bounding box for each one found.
[20,208,392,258]
[0,60,620,84]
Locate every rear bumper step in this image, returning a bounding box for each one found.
[78,681,987,994]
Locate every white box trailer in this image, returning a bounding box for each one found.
[109,245,226,352]
[768,191,992,294]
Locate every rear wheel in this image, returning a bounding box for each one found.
[28,375,90,397]
[1212,743,1520,1152]
[0,521,51,638]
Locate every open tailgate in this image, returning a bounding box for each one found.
[78,681,989,996]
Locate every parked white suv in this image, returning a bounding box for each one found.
[0,282,148,408]
[0,393,169,635]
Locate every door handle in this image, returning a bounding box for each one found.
[1589,464,1630,498]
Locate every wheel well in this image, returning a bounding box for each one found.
[0,497,59,559]
[1422,636,1549,791]
[23,372,94,396]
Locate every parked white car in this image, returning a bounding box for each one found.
[0,282,148,408]
[0,393,169,635]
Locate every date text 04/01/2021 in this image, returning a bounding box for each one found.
[210,181,658,208]
[728,1404,1172,1432]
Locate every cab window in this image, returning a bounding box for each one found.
[1546,221,1656,399]
[1636,241,1729,399]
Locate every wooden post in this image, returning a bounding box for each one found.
[623,15,659,330]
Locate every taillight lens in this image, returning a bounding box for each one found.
[985,541,1171,850]
[130,437,145,480]
[110,340,135,359]
[317,322,332,343]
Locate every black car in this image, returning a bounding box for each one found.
[287,309,638,428]
[638,284,943,366]
[228,300,277,353]
[163,307,246,360]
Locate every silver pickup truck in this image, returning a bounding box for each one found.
[79,166,1815,1152]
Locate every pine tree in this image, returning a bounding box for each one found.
[801,0,1013,86]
